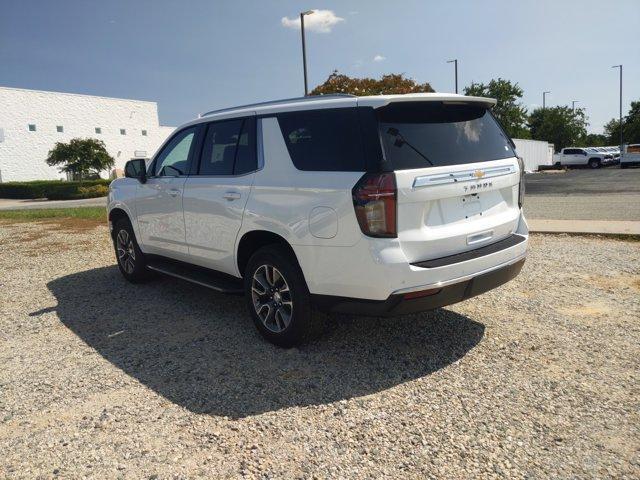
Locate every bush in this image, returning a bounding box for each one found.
[0,179,111,200]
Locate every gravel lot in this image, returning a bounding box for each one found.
[1,220,639,479]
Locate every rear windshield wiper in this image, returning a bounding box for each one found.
[386,127,434,166]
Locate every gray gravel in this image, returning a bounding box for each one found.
[1,220,639,479]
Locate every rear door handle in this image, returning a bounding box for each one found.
[223,191,241,201]
[168,189,181,197]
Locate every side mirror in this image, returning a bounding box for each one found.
[124,158,147,183]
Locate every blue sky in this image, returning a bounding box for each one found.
[1,0,638,133]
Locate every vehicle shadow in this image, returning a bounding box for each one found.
[42,266,485,419]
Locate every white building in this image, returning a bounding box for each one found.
[0,86,174,182]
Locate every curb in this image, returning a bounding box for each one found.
[528,219,640,236]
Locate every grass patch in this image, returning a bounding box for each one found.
[0,206,106,222]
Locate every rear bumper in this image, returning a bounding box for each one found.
[296,212,529,301]
[313,256,525,316]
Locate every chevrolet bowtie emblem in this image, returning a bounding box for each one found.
[473,170,485,179]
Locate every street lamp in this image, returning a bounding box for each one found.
[543,91,551,109]
[446,59,458,94]
[612,64,623,153]
[572,100,579,111]
[300,10,314,96]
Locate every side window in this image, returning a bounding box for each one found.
[564,149,577,155]
[276,108,366,171]
[234,118,257,175]
[199,120,243,175]
[154,127,196,176]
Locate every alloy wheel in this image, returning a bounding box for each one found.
[251,264,293,333]
[116,229,136,274]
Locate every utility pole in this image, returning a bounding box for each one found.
[300,10,314,96]
[572,100,579,111]
[447,59,458,94]
[612,65,623,153]
[543,91,551,109]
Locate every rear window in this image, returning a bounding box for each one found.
[377,102,516,170]
[276,108,366,171]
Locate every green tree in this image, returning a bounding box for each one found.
[604,118,621,145]
[311,70,434,96]
[528,106,588,152]
[583,133,608,146]
[464,78,529,138]
[46,138,115,180]
[604,100,640,145]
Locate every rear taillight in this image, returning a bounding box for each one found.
[516,157,525,209]
[352,172,397,238]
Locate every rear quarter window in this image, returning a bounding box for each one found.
[276,108,366,171]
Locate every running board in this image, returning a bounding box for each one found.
[146,256,243,294]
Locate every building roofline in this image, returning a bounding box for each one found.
[0,85,158,105]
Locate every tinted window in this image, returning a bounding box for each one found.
[154,127,196,176]
[233,118,258,175]
[377,102,516,170]
[199,120,243,175]
[276,108,366,171]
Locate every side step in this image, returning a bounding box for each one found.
[146,256,243,294]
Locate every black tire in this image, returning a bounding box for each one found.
[555,161,561,167]
[620,163,628,169]
[588,158,601,169]
[112,218,151,283]
[243,244,320,347]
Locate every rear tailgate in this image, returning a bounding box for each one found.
[394,159,520,263]
[375,99,522,264]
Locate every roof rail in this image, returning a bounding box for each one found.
[200,94,357,117]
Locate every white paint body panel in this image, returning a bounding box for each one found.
[108,93,528,302]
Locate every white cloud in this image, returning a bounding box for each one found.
[281,9,345,33]
[373,54,386,62]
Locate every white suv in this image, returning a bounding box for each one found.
[108,93,528,346]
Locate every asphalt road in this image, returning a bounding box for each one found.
[524,168,640,221]
[525,167,640,195]
[0,196,107,210]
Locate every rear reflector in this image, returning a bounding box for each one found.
[403,288,441,300]
[352,172,397,238]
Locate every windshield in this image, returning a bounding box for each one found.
[377,102,516,170]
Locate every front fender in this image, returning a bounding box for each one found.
[107,178,141,245]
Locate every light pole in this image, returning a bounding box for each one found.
[447,59,458,94]
[543,91,551,109]
[300,10,314,96]
[612,64,623,153]
[572,100,579,111]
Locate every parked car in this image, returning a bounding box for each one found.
[620,144,640,168]
[108,93,528,346]
[553,147,613,168]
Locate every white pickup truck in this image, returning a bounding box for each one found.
[553,147,613,168]
[620,144,640,168]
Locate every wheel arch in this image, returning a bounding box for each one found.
[108,207,131,239]
[236,230,301,278]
